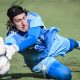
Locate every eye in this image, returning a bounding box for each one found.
[16,19,21,23]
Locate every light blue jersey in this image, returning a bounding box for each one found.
[4,12,71,71]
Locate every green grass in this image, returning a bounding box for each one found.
[0,0,80,80]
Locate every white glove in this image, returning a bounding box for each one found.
[0,37,19,59]
[0,37,5,55]
[5,44,19,59]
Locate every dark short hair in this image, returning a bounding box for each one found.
[7,5,28,21]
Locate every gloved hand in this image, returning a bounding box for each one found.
[0,37,19,59]
[5,44,19,59]
[0,37,5,55]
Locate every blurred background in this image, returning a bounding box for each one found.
[0,0,80,80]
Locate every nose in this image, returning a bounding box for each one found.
[21,20,25,26]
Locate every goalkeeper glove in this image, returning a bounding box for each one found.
[0,37,19,59]
[5,44,19,59]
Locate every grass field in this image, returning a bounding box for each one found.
[0,0,80,80]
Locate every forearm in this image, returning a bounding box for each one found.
[18,35,37,51]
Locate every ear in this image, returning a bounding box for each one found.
[11,21,15,26]
[7,20,15,27]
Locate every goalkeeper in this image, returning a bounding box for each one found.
[1,5,80,80]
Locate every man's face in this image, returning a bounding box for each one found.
[13,13,28,32]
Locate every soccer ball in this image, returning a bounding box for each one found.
[0,55,10,75]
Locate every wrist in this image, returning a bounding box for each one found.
[5,44,19,59]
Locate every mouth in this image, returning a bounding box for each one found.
[22,25,26,28]
[21,26,28,31]
[22,27,26,30]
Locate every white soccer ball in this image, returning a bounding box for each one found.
[0,55,10,75]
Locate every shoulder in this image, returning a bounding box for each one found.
[27,12,41,20]
[5,31,17,45]
[5,31,27,45]
[27,12,44,28]
[28,12,40,17]
[6,31,17,37]
[5,31,22,41]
